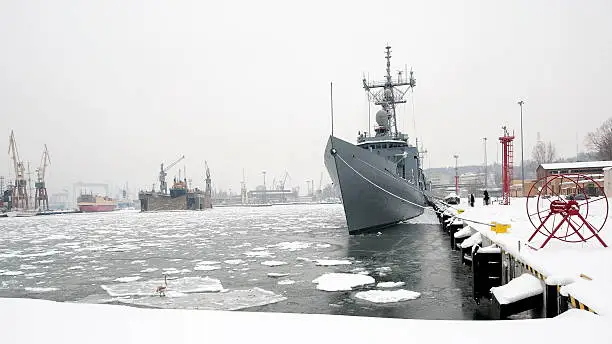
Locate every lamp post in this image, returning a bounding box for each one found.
[518,100,525,196]
[453,154,459,195]
[483,137,488,190]
[262,171,267,203]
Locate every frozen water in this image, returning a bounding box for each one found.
[278,279,295,285]
[269,241,310,251]
[115,276,142,282]
[376,267,392,273]
[101,276,224,297]
[312,273,375,291]
[315,259,351,266]
[261,261,287,267]
[140,268,159,273]
[223,259,245,265]
[194,265,220,271]
[1,270,24,276]
[24,287,58,293]
[118,287,286,311]
[267,273,289,278]
[244,251,274,258]
[377,281,405,288]
[355,289,421,303]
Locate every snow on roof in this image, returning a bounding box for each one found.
[539,161,612,170]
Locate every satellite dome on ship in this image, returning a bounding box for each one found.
[375,110,389,128]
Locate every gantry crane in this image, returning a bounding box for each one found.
[159,155,185,195]
[8,131,28,210]
[35,144,51,210]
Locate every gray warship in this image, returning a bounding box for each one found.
[324,46,429,234]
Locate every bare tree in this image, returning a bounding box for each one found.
[532,141,557,165]
[586,118,612,160]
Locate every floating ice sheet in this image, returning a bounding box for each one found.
[312,273,375,291]
[115,276,142,283]
[377,281,405,288]
[315,259,351,266]
[118,287,286,311]
[261,261,287,267]
[101,276,223,297]
[355,289,421,303]
[269,241,310,251]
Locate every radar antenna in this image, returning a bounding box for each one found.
[362,46,416,140]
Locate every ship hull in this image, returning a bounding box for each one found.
[324,136,425,234]
[78,204,116,213]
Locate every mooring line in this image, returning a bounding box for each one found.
[334,153,493,227]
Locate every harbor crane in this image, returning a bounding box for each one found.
[277,171,290,191]
[35,144,51,210]
[159,155,185,195]
[8,130,28,210]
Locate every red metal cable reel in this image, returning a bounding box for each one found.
[526,173,608,248]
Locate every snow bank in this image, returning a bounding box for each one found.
[315,259,352,266]
[312,273,375,291]
[376,281,405,288]
[460,232,482,249]
[454,226,474,239]
[491,274,544,305]
[0,297,607,344]
[355,289,421,303]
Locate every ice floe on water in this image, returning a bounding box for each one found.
[117,287,286,311]
[312,273,375,291]
[244,250,274,258]
[316,243,331,248]
[162,268,191,275]
[101,276,224,297]
[315,259,351,266]
[131,260,146,264]
[296,257,312,262]
[377,281,405,288]
[354,289,421,303]
[67,266,84,270]
[269,241,310,251]
[194,265,220,271]
[261,261,287,267]
[115,276,142,283]
[140,268,158,273]
[267,272,289,278]
[24,287,58,293]
[224,259,245,265]
[19,264,37,270]
[33,259,54,264]
[278,279,295,285]
[25,272,46,277]
[1,270,24,276]
[196,261,220,265]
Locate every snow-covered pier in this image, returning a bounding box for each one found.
[435,198,612,318]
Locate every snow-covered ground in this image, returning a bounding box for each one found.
[445,198,612,316]
[0,298,606,344]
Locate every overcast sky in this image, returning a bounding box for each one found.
[1,0,611,196]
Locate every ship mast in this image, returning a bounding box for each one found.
[363,46,415,140]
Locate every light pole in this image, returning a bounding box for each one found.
[262,171,267,203]
[453,154,459,195]
[483,137,488,190]
[518,100,525,196]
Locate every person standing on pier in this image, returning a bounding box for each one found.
[469,194,475,207]
[483,190,490,205]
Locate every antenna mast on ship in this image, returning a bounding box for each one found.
[362,46,416,140]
